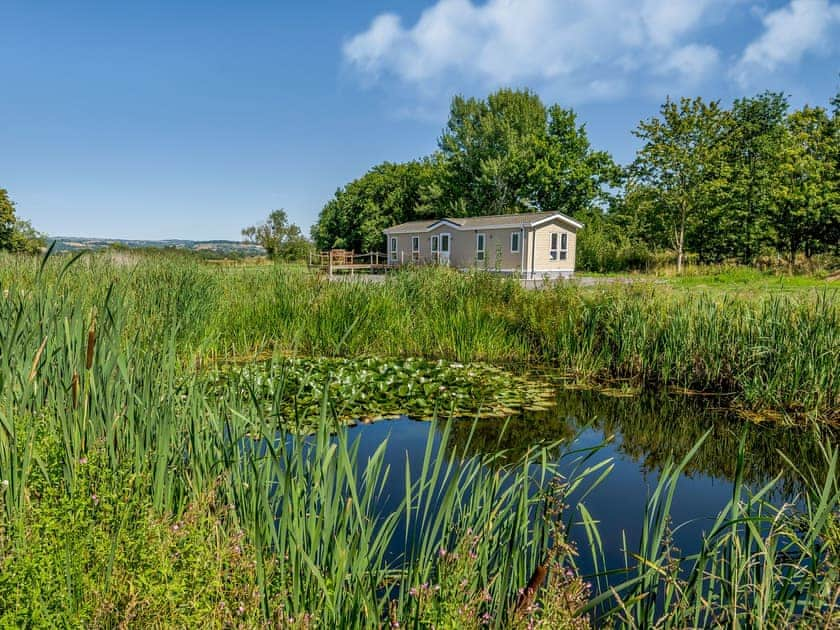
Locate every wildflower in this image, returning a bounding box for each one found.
[1,480,8,489]
[238,604,245,615]
[172,524,179,532]
[409,587,418,598]
[438,547,447,557]
[79,456,88,465]
[91,493,99,505]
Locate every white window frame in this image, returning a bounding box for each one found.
[560,232,568,261]
[430,234,439,261]
[390,237,398,262]
[411,235,420,262]
[440,233,450,252]
[476,232,486,262]
[549,232,558,261]
[510,231,520,253]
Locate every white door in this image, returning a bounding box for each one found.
[439,233,451,265]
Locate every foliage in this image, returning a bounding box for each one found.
[575,210,652,273]
[0,188,44,254]
[0,251,837,627]
[1,255,836,420]
[312,89,617,252]
[312,160,441,252]
[242,208,311,261]
[769,106,839,265]
[721,92,788,263]
[223,357,557,428]
[312,87,838,271]
[622,91,839,270]
[438,89,616,217]
[627,97,729,273]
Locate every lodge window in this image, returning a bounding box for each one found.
[476,233,486,261]
[510,231,520,253]
[411,235,420,261]
[390,237,397,261]
[550,232,568,261]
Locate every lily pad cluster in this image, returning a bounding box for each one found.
[222,357,558,427]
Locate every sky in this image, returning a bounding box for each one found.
[1,0,838,240]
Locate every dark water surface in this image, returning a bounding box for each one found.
[339,388,832,577]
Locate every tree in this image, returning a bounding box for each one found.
[769,106,838,266]
[312,160,441,252]
[242,209,310,261]
[0,188,16,249]
[627,97,729,272]
[438,89,616,216]
[724,92,788,263]
[0,188,45,254]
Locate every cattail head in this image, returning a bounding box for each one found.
[29,336,48,383]
[71,371,79,410]
[86,319,96,370]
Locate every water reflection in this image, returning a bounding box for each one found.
[443,388,836,496]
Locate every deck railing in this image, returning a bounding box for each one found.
[311,250,390,275]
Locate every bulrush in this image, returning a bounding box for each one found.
[28,335,47,383]
[85,315,96,370]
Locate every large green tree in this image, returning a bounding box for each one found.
[627,97,729,272]
[438,89,616,216]
[242,209,310,261]
[723,92,788,263]
[769,106,838,266]
[312,160,440,252]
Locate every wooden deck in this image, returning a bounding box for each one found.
[311,250,392,275]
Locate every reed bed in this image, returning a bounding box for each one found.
[2,252,836,420]
[0,252,837,627]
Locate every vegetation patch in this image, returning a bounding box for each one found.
[223,357,558,428]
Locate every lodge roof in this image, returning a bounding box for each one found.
[383,211,583,234]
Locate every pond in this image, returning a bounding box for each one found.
[229,356,834,588]
[332,387,832,580]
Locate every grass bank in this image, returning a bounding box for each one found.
[2,252,836,421]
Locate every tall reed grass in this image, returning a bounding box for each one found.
[0,252,837,627]
[2,252,835,420]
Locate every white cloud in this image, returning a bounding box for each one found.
[343,0,729,103]
[658,44,721,81]
[733,0,840,86]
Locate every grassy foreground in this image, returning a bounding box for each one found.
[0,252,837,627]
[0,258,838,627]
[1,252,837,421]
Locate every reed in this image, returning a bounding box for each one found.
[0,253,838,627]
[4,251,835,420]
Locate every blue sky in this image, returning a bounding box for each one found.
[1,0,838,240]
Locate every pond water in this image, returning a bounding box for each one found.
[337,388,832,579]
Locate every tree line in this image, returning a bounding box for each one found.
[312,88,839,272]
[0,188,44,254]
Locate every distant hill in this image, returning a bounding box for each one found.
[50,237,265,258]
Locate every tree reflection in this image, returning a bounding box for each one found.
[444,388,837,495]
